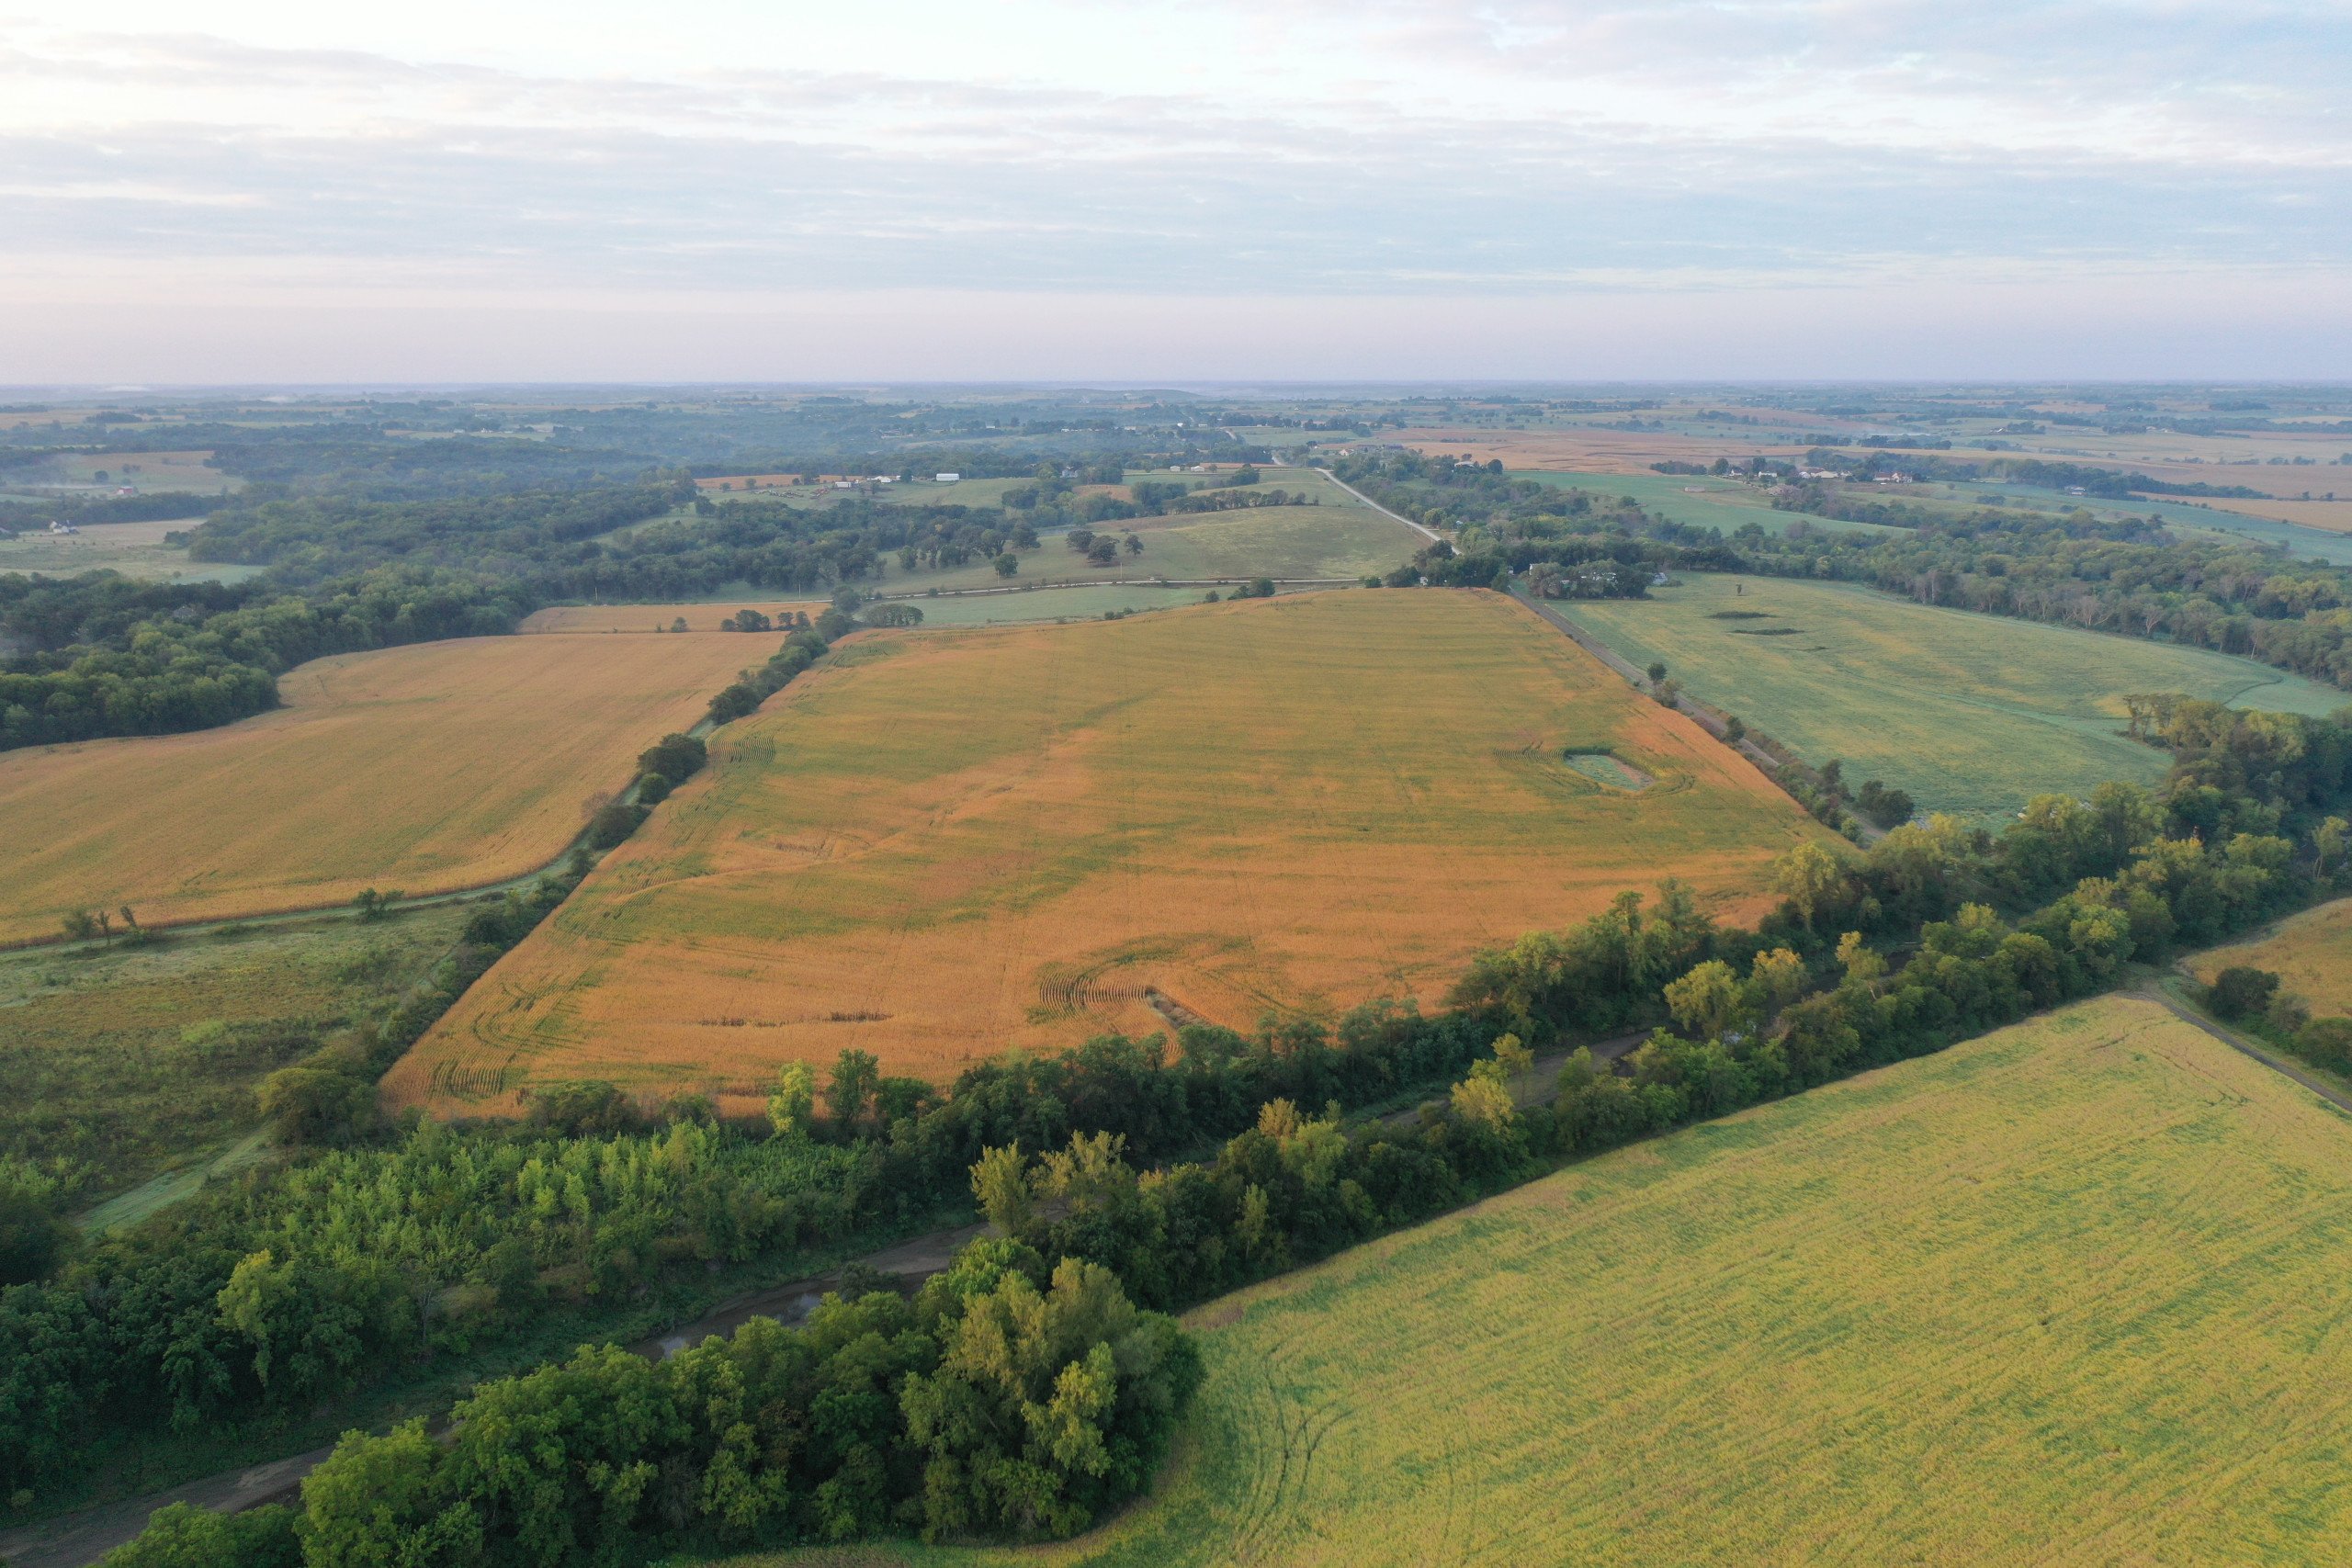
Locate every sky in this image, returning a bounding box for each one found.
[3,0,2348,383]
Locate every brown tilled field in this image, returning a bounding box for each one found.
[390,590,1831,1117]
[0,630,772,942]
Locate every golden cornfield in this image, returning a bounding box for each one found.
[2192,897,2352,1019]
[390,590,1826,1116]
[0,629,766,942]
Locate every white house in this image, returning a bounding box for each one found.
[934,472,961,482]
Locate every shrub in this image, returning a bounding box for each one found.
[2208,965,2281,1021]
[2295,1017,2352,1072]
[97,1503,300,1568]
[585,801,648,850]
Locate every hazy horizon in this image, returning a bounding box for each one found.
[6,1,2346,382]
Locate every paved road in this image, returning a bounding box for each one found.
[2136,987,2352,1115]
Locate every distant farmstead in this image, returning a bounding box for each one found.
[934,471,961,482]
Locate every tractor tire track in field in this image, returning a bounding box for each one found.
[2135,987,2352,1115]
[1226,1346,1351,1565]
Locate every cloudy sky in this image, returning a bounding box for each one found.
[3,1,2347,382]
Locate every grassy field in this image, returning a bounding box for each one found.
[752,995,2352,1568]
[521,600,820,634]
[391,591,1826,1115]
[1514,469,1899,537]
[889,585,1230,626]
[0,630,768,942]
[1558,575,2347,823]
[0,905,469,1196]
[2191,897,2352,1017]
[873,468,1423,596]
[0,516,262,583]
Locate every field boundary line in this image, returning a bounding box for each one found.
[1313,467,1446,545]
[1505,585,1864,835]
[2135,987,2352,1116]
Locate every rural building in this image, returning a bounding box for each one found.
[934,471,961,481]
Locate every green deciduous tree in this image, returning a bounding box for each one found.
[826,1049,882,1132]
[766,1062,817,1139]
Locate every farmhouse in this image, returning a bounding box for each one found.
[934,471,961,481]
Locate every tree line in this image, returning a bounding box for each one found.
[1336,449,2352,694]
[33,689,2352,1563]
[83,682,2352,1564]
[0,569,536,753]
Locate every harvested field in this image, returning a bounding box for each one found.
[2191,896,2352,1016]
[754,995,2352,1568]
[2182,494,2352,534]
[1559,575,2347,823]
[0,630,769,942]
[392,590,1826,1114]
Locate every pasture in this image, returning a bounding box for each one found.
[392,590,1825,1114]
[887,584,1225,626]
[0,516,260,583]
[0,905,469,1196]
[1510,469,1896,537]
[521,600,819,634]
[760,995,2352,1568]
[2191,897,2352,1018]
[1559,575,2346,823]
[0,629,765,942]
[876,468,1422,595]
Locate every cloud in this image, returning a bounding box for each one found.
[0,2,2346,375]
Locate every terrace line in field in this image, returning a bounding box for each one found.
[0,630,768,942]
[760,996,2352,1568]
[393,590,1827,1114]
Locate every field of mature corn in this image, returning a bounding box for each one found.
[0,630,766,942]
[390,590,1825,1114]
[1561,575,2346,823]
[2192,896,2352,1017]
[755,995,2352,1568]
